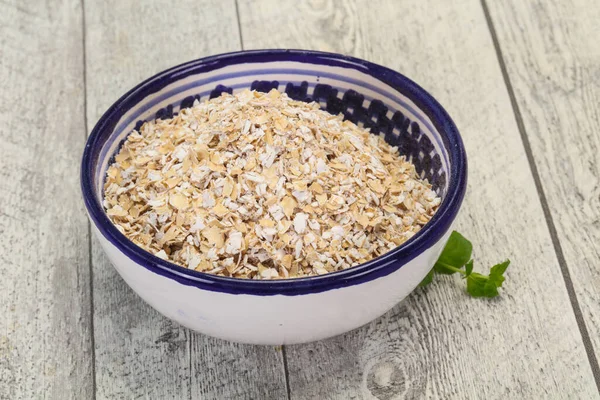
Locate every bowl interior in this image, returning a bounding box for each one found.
[82,50,466,294]
[90,55,452,204]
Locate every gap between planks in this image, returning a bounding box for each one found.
[481,0,600,390]
[234,0,245,50]
[80,0,98,397]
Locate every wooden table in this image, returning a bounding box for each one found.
[1,0,599,398]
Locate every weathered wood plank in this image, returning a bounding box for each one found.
[189,338,287,399]
[84,1,287,398]
[485,0,600,374]
[0,0,93,398]
[237,0,599,398]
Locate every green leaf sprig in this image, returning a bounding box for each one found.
[419,231,510,298]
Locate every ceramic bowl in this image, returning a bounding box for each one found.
[81,50,467,345]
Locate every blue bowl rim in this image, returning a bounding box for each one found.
[81,49,467,296]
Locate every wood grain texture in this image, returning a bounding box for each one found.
[84,0,288,398]
[0,0,93,398]
[238,0,600,398]
[485,0,600,367]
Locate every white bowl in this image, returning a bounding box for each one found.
[81,50,467,345]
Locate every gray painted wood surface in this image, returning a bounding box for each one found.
[0,0,599,398]
[485,0,600,370]
[0,0,93,398]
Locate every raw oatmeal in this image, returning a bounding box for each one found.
[103,89,441,279]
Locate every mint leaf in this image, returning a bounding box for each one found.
[466,260,510,298]
[489,260,510,286]
[465,260,474,277]
[422,231,510,298]
[419,269,435,287]
[466,273,496,297]
[434,231,472,274]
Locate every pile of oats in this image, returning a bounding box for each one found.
[103,89,441,279]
